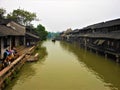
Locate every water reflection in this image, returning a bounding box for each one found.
[60,41,120,90]
[5,43,48,90]
[35,42,48,63]
[5,63,36,90]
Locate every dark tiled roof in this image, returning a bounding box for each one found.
[83,18,120,29]
[84,22,104,29]
[104,18,120,27]
[0,25,24,36]
[7,21,25,35]
[71,29,79,33]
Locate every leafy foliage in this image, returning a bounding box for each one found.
[7,9,36,25]
[0,8,48,40]
[0,8,6,19]
[35,24,48,41]
[47,32,60,39]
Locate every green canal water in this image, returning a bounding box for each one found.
[5,40,120,90]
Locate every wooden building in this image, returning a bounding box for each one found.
[0,24,24,59]
[60,28,72,41]
[64,18,120,62]
[0,19,39,59]
[26,26,39,46]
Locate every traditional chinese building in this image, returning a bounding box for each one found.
[62,18,120,62]
[0,19,39,59]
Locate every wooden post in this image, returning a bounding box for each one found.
[96,50,98,54]
[0,38,4,59]
[9,37,12,50]
[116,55,119,63]
[105,53,107,59]
[23,36,26,46]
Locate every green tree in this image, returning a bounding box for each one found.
[0,8,6,19]
[7,9,36,25]
[35,24,48,41]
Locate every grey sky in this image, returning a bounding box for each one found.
[0,0,120,32]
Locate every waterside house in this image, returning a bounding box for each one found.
[60,28,72,41]
[0,19,39,59]
[61,18,120,62]
[26,26,39,46]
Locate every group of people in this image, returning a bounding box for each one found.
[2,47,18,68]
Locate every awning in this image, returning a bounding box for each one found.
[93,40,99,44]
[26,32,39,39]
[97,40,105,45]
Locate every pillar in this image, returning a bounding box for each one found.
[116,55,119,63]
[96,50,98,54]
[0,38,4,59]
[105,53,107,59]
[23,36,26,46]
[9,37,12,50]
[15,37,19,46]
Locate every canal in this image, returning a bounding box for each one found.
[5,40,120,90]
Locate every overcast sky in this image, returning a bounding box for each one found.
[0,0,120,32]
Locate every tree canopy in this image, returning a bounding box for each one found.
[7,9,36,25]
[35,24,48,41]
[0,8,6,19]
[0,8,48,41]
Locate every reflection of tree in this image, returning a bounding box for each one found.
[60,41,120,90]
[5,42,48,90]
[5,63,36,90]
[35,42,48,63]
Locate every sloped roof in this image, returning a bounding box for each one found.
[103,18,120,27]
[7,21,26,35]
[84,22,104,29]
[65,29,72,34]
[83,18,120,29]
[0,25,24,36]
[0,20,40,38]
[71,29,79,33]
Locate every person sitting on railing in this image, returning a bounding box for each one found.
[11,47,19,59]
[2,47,19,68]
[4,52,14,65]
[2,49,10,67]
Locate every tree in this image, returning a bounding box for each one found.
[0,8,6,19]
[7,9,36,25]
[47,32,60,39]
[35,24,48,41]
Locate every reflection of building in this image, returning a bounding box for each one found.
[61,18,120,62]
[0,19,39,59]
[60,41,120,90]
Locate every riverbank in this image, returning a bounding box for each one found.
[0,45,36,90]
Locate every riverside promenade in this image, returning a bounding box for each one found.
[0,46,36,90]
